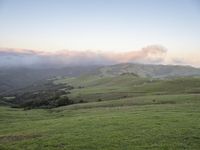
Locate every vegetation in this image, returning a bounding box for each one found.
[0,81,74,109]
[0,63,200,149]
[0,93,200,150]
[55,74,200,103]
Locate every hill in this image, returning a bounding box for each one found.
[1,93,200,149]
[0,63,200,149]
[97,63,200,78]
[0,63,200,95]
[1,63,200,108]
[0,66,99,95]
[56,73,200,103]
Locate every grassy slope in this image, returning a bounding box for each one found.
[55,74,200,102]
[1,72,200,149]
[0,94,200,150]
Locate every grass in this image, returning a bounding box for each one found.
[55,74,200,102]
[0,93,200,150]
[1,74,200,149]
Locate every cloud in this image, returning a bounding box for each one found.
[106,45,167,63]
[0,45,168,68]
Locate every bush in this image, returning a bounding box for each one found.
[55,96,72,106]
[79,99,84,103]
[22,99,50,109]
[98,99,102,102]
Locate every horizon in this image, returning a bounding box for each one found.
[0,0,200,67]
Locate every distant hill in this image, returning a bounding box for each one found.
[97,63,200,78]
[0,66,98,95]
[0,63,200,95]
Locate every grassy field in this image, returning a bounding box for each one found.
[1,74,200,149]
[55,74,200,102]
[0,93,200,150]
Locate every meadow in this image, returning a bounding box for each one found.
[1,72,200,150]
[55,74,200,102]
[1,93,200,150]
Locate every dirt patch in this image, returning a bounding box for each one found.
[0,134,42,143]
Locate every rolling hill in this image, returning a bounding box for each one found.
[1,63,200,149]
[96,63,200,78]
[1,63,200,106]
[1,63,200,95]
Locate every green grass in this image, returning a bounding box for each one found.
[1,93,200,150]
[1,74,200,149]
[55,75,200,102]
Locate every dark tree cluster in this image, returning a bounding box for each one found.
[1,81,74,109]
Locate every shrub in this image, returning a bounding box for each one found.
[79,99,84,103]
[98,99,102,102]
[55,96,71,106]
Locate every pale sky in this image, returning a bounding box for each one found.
[0,0,200,66]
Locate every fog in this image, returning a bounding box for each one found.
[0,45,169,68]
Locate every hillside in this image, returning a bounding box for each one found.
[0,66,99,95]
[56,73,200,103]
[97,63,200,78]
[1,93,200,149]
[1,63,200,149]
[0,63,200,95]
[1,63,200,108]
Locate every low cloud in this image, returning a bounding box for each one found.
[0,45,168,68]
[107,45,167,63]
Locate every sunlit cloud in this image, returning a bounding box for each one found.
[106,45,167,63]
[0,45,199,68]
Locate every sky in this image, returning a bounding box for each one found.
[0,0,200,67]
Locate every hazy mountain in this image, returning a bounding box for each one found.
[0,66,99,95]
[98,63,200,78]
[0,63,200,95]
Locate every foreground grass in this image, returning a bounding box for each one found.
[0,94,200,150]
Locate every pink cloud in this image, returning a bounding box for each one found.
[0,45,168,67]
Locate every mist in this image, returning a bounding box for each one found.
[0,45,169,68]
